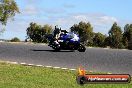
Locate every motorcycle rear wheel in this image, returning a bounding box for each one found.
[54,45,61,51]
[78,44,86,52]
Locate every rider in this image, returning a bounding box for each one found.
[53,25,61,46]
[53,25,61,40]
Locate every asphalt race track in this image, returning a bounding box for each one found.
[0,42,132,74]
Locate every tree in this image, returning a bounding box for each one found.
[104,36,111,47]
[0,0,20,25]
[26,22,52,43]
[93,32,106,47]
[123,24,132,48]
[10,37,20,42]
[70,21,94,45]
[108,22,123,48]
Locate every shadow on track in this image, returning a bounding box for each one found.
[31,49,75,52]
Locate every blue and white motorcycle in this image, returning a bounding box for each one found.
[46,31,86,52]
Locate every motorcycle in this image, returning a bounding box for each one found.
[45,31,86,52]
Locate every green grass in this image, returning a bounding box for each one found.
[0,62,131,88]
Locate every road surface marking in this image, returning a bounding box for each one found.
[36,65,43,67]
[10,62,18,64]
[61,68,68,70]
[53,67,60,69]
[28,64,34,66]
[45,66,52,68]
[69,69,76,71]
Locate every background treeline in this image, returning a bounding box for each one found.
[26,22,52,43]
[26,22,132,49]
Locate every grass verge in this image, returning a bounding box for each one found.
[0,62,131,88]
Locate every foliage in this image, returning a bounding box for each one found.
[103,36,111,47]
[70,21,94,45]
[123,24,132,49]
[123,24,132,41]
[0,0,20,25]
[93,32,106,47]
[10,37,20,42]
[108,22,123,48]
[26,22,52,43]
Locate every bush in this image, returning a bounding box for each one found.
[10,37,20,42]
